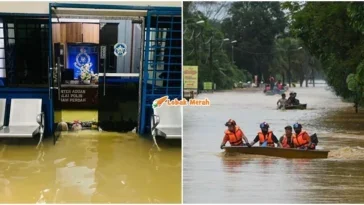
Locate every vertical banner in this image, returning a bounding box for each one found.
[183,66,198,90]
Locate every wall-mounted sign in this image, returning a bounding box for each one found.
[114,43,127,57]
[183,66,198,89]
[100,46,107,59]
[56,87,98,109]
[67,44,99,79]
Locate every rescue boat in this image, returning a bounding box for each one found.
[284,104,307,110]
[223,146,329,159]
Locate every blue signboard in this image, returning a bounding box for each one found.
[67,44,98,79]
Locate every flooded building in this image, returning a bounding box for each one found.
[0,1,182,138]
[0,2,182,203]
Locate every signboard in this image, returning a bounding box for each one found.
[100,46,107,59]
[183,66,198,89]
[56,87,98,109]
[67,44,99,79]
[203,82,213,90]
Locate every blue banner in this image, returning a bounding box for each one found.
[67,44,98,79]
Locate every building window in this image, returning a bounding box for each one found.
[1,16,49,87]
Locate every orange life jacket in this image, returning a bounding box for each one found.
[292,130,310,148]
[282,134,295,148]
[258,131,275,147]
[224,126,243,146]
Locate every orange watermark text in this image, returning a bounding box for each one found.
[152,96,210,108]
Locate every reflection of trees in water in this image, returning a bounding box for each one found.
[221,153,252,174]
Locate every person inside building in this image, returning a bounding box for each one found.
[249,122,282,147]
[277,93,287,109]
[220,119,250,149]
[292,123,316,150]
[280,125,294,148]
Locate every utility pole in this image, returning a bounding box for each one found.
[288,51,291,87]
[209,37,213,82]
[231,40,237,64]
[232,44,234,64]
[193,30,198,65]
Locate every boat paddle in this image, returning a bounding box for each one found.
[261,141,268,147]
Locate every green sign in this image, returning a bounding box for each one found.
[203,82,213,90]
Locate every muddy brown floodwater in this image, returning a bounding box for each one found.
[0,131,181,203]
[183,82,364,203]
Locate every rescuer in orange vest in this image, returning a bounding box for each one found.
[249,122,282,147]
[292,123,315,150]
[220,119,250,149]
[279,125,294,148]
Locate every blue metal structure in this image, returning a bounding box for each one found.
[139,10,182,134]
[0,13,52,135]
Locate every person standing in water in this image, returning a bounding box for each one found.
[277,93,287,109]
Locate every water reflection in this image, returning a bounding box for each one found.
[0,131,181,203]
[184,84,364,203]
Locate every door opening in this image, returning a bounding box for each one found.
[50,8,144,134]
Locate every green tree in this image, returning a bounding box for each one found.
[346,63,364,113]
[221,2,287,85]
[287,2,364,100]
[183,1,251,90]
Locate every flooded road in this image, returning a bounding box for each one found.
[0,131,181,203]
[183,84,364,203]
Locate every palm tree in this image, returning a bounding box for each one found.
[270,37,303,87]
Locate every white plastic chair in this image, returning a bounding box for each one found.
[151,105,182,139]
[0,99,44,146]
[0,99,6,129]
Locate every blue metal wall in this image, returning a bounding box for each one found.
[139,10,182,134]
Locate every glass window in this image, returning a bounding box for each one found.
[9,39,15,44]
[2,17,49,87]
[0,29,3,38]
[8,29,14,38]
[0,39,4,48]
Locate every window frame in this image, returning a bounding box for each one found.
[0,14,49,88]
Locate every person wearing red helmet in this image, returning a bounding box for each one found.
[249,122,282,147]
[220,119,250,149]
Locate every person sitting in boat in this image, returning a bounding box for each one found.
[277,81,283,90]
[293,92,300,105]
[264,84,270,93]
[287,92,300,106]
[220,119,250,149]
[277,93,287,109]
[280,125,294,148]
[249,122,282,147]
[292,123,316,150]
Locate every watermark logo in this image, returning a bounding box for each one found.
[152,96,210,108]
